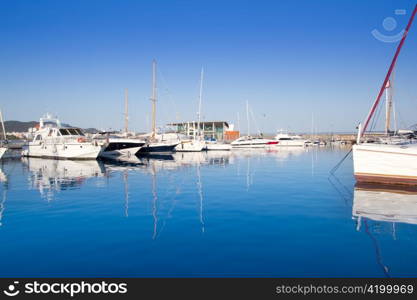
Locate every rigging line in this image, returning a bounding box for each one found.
[249,106,261,135]
[157,67,180,122]
[329,147,352,175]
[327,175,351,206]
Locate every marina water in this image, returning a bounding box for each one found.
[1,147,416,277]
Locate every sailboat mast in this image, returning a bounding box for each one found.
[151,60,157,138]
[124,88,129,135]
[361,5,417,137]
[384,80,392,135]
[197,67,204,139]
[246,100,250,136]
[0,109,6,141]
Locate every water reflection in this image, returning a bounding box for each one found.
[352,183,417,278]
[23,158,106,200]
[353,184,417,225]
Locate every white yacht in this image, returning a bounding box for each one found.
[231,136,276,148]
[22,114,103,160]
[274,130,307,147]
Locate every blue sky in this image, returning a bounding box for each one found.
[1,0,417,133]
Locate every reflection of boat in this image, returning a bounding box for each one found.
[22,114,102,159]
[266,146,306,161]
[353,184,417,225]
[23,158,105,196]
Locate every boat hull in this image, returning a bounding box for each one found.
[206,143,232,151]
[99,147,142,159]
[176,140,206,152]
[353,143,417,185]
[22,143,102,160]
[138,142,178,153]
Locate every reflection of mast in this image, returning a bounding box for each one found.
[196,164,205,233]
[151,60,157,139]
[123,170,129,217]
[246,156,251,191]
[0,188,7,226]
[151,163,158,239]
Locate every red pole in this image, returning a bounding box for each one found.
[361,4,417,137]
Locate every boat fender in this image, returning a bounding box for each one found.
[77,137,85,143]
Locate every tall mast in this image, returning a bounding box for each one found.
[384,80,392,135]
[124,88,129,135]
[246,100,250,136]
[151,60,157,139]
[197,67,204,139]
[361,5,417,137]
[0,109,6,141]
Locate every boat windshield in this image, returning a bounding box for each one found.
[59,129,71,136]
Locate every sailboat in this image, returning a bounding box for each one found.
[353,4,417,185]
[176,67,206,152]
[97,89,146,159]
[231,101,276,148]
[138,60,179,153]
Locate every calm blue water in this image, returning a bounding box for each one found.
[1,147,417,278]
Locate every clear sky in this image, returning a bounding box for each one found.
[1,0,417,133]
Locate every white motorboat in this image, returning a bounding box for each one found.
[274,130,307,147]
[231,136,276,148]
[21,114,102,160]
[353,5,417,185]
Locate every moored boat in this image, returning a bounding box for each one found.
[21,114,102,160]
[353,4,417,185]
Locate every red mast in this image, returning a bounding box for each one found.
[361,5,417,137]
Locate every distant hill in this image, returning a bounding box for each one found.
[4,120,38,132]
[4,120,98,133]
